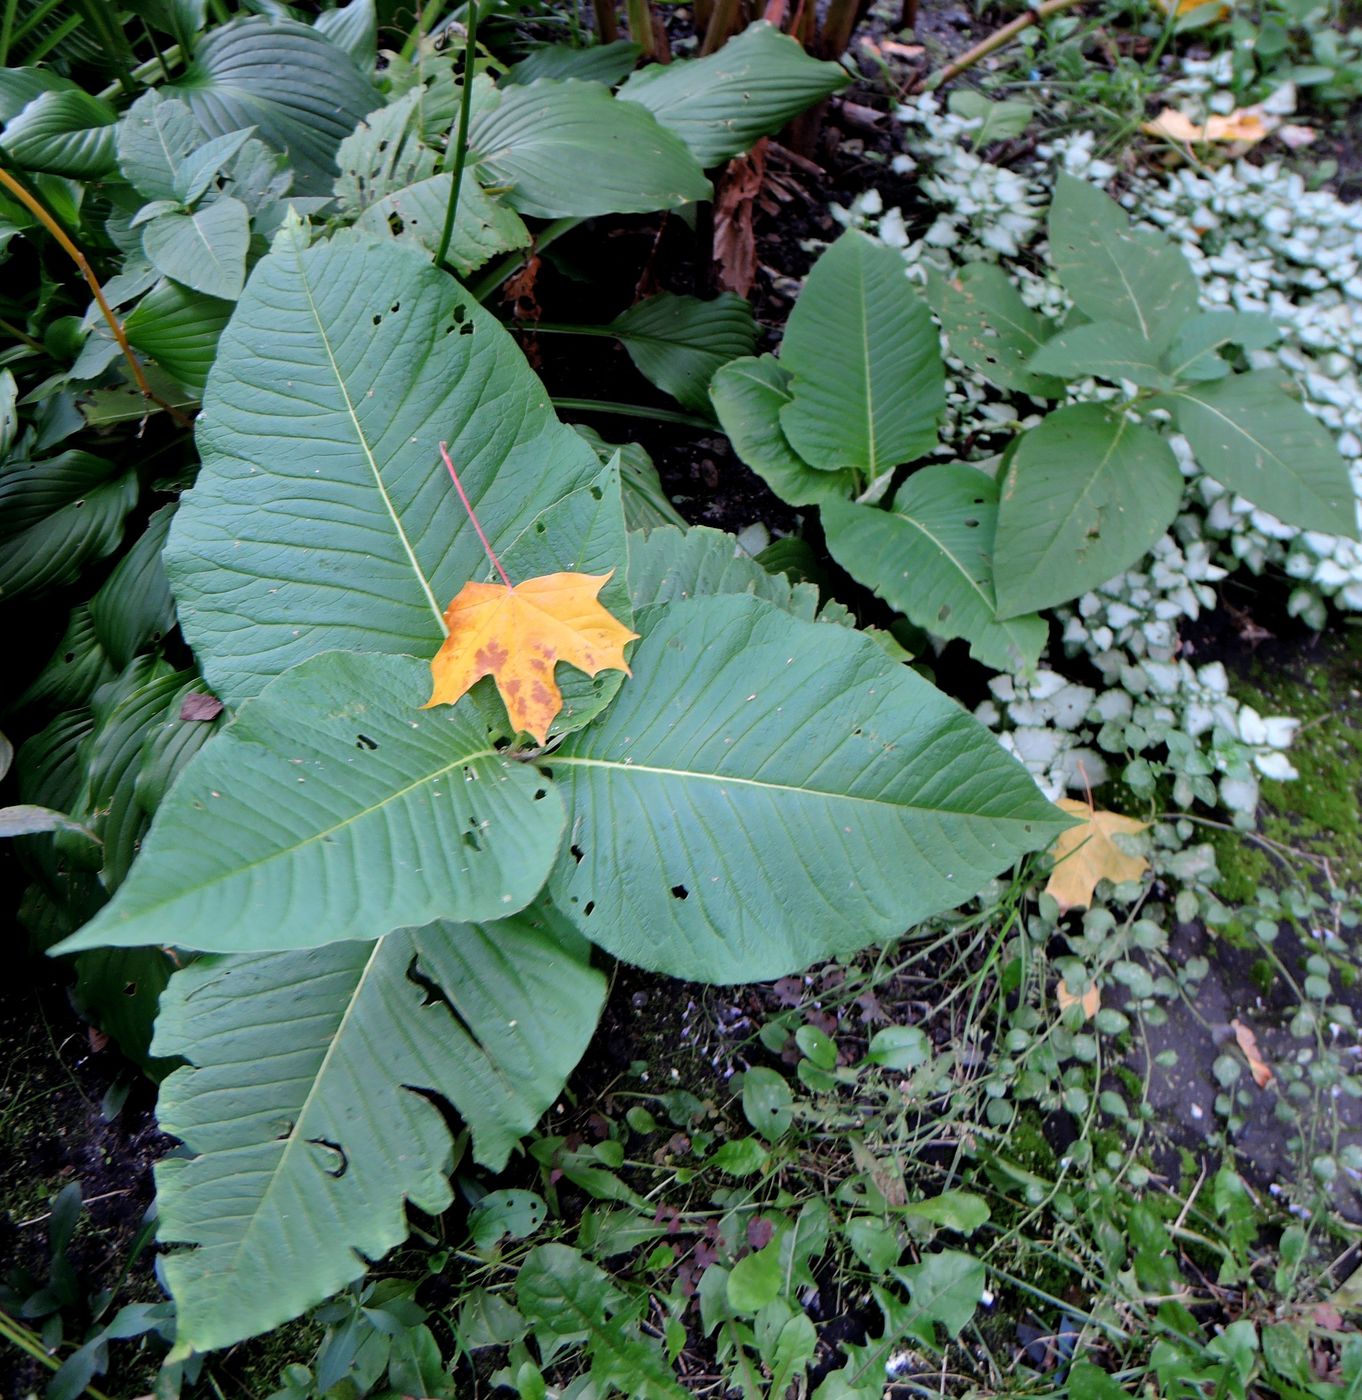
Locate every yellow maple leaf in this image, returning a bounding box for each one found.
[1057,978,1101,1019]
[425,572,637,744]
[1142,105,1272,146]
[1044,798,1149,912]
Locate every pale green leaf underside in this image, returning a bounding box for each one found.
[549,594,1065,983]
[54,652,567,956]
[779,231,944,476]
[141,197,251,301]
[823,467,1045,673]
[152,905,605,1352]
[994,405,1183,617]
[171,228,601,703]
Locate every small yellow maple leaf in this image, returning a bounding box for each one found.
[1142,105,1272,147]
[1044,798,1149,912]
[1057,978,1101,1020]
[425,571,637,744]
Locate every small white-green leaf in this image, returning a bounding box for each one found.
[779,231,944,477]
[891,1251,985,1339]
[141,197,251,300]
[173,127,256,206]
[994,405,1184,617]
[822,467,1045,673]
[1168,370,1358,536]
[1028,320,1172,390]
[54,652,567,956]
[608,292,756,413]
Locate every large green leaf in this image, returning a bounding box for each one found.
[993,405,1184,618]
[710,354,855,506]
[314,0,376,64]
[170,225,601,703]
[9,605,114,717]
[505,40,642,87]
[466,77,711,218]
[1046,174,1199,351]
[170,16,380,195]
[1167,370,1358,536]
[575,426,685,530]
[54,651,566,956]
[332,89,435,212]
[823,467,1046,673]
[150,904,605,1353]
[0,452,138,602]
[618,20,849,167]
[117,91,207,201]
[140,198,251,301]
[89,504,177,670]
[124,279,234,395]
[779,231,944,479]
[925,263,1063,400]
[607,292,756,413]
[547,594,1066,982]
[2,88,118,177]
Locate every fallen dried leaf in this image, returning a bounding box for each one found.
[1231,1017,1274,1088]
[714,139,767,297]
[1057,979,1101,1020]
[1143,105,1272,146]
[180,693,223,722]
[1045,798,1149,911]
[1277,123,1318,149]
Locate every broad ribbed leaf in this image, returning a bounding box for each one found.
[466,77,711,218]
[10,606,114,716]
[547,594,1065,982]
[90,504,177,669]
[607,292,756,413]
[574,427,684,530]
[117,91,205,201]
[171,226,601,703]
[170,16,380,195]
[54,651,567,955]
[0,67,74,124]
[779,231,944,478]
[925,263,1063,400]
[618,21,849,166]
[1028,320,1171,390]
[2,89,118,177]
[993,405,1183,617]
[710,354,855,506]
[506,40,642,86]
[141,198,250,300]
[0,452,137,601]
[1168,370,1358,536]
[314,0,376,63]
[1047,174,1199,351]
[151,904,605,1352]
[125,279,233,395]
[823,468,1046,672]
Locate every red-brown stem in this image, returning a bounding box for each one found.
[439,441,514,588]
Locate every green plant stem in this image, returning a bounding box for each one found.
[0,1308,116,1400]
[435,4,480,272]
[918,0,1090,92]
[401,0,448,60]
[593,0,619,42]
[0,314,44,353]
[96,45,183,102]
[551,397,715,429]
[0,0,17,66]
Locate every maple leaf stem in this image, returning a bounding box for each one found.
[439,441,514,589]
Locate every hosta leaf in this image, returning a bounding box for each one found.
[2,89,118,178]
[117,92,206,200]
[169,16,380,195]
[355,171,531,276]
[466,77,711,218]
[151,904,604,1352]
[0,452,138,602]
[779,231,944,477]
[1028,320,1172,390]
[925,263,1063,400]
[574,426,684,530]
[171,225,600,703]
[823,467,1046,672]
[1166,370,1358,535]
[547,594,1065,982]
[0,67,75,124]
[710,354,856,506]
[618,20,849,167]
[993,405,1183,617]
[505,40,642,87]
[54,651,566,956]
[314,0,376,64]
[124,279,234,395]
[89,505,178,670]
[1047,174,1199,351]
[140,198,251,301]
[607,292,756,413]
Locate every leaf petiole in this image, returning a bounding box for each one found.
[439,441,514,588]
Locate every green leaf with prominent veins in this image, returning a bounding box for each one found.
[823,467,1045,673]
[53,652,567,956]
[2,89,118,177]
[1166,370,1358,536]
[1028,320,1172,390]
[607,292,756,413]
[779,231,944,477]
[618,20,849,167]
[1047,174,1199,351]
[151,904,604,1353]
[124,279,234,395]
[993,405,1184,617]
[170,225,600,704]
[466,77,711,218]
[117,91,206,200]
[333,90,435,213]
[141,197,251,301]
[548,594,1066,983]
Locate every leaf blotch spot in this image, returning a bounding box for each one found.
[309,1139,348,1178]
[372,313,382,326]
[938,604,951,622]
[463,829,482,851]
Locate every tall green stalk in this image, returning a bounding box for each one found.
[435,3,480,273]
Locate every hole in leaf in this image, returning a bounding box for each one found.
[589,486,603,501]
[405,955,488,1054]
[355,734,378,750]
[459,322,473,336]
[464,828,482,851]
[390,302,400,314]
[453,304,466,323]
[583,900,595,916]
[533,788,547,801]
[64,652,75,663]
[122,981,137,996]
[670,884,688,900]
[386,213,404,236]
[309,1138,348,1178]
[963,517,979,528]
[372,313,382,326]
[534,521,546,534]
[570,843,584,863]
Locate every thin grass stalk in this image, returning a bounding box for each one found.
[625,0,669,61]
[435,2,480,272]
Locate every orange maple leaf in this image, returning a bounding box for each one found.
[425,572,637,743]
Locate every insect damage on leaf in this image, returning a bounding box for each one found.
[1044,797,1149,911]
[425,572,637,744]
